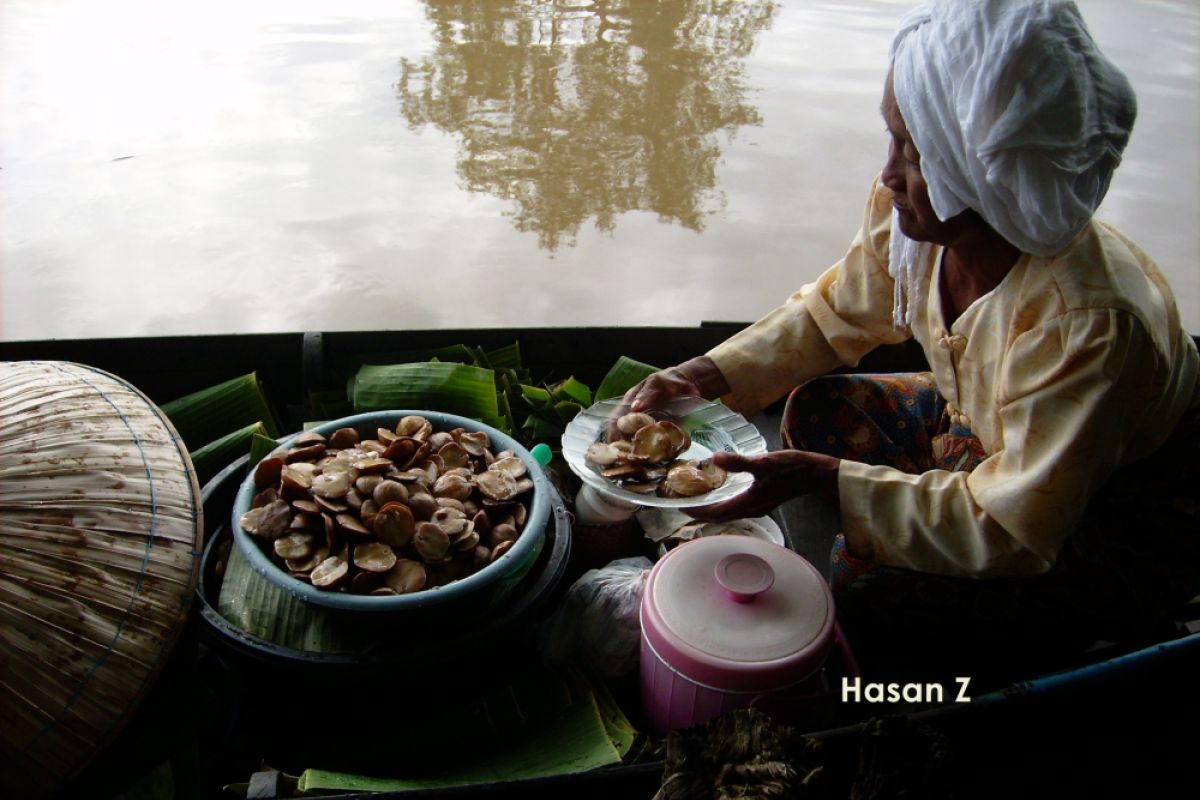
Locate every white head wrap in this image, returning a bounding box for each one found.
[889,0,1137,258]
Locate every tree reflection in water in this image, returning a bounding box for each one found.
[397,0,775,250]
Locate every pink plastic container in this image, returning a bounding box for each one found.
[639,535,845,734]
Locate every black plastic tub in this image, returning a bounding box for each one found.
[195,454,572,685]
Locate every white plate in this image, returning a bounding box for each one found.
[561,395,768,509]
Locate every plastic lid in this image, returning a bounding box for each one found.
[641,536,834,693]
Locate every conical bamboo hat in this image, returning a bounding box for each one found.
[0,361,203,798]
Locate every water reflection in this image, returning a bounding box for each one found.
[1,1,1195,340]
[396,0,775,250]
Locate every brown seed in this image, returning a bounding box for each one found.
[422,458,442,483]
[254,457,286,490]
[490,539,514,563]
[359,498,380,528]
[315,494,349,514]
[490,456,527,479]
[353,457,394,474]
[281,464,314,492]
[311,470,353,498]
[373,479,408,506]
[274,532,314,561]
[256,499,293,540]
[311,556,349,588]
[287,546,329,573]
[617,412,656,435]
[436,496,466,513]
[337,513,371,537]
[291,498,320,515]
[433,473,473,501]
[323,513,337,551]
[490,522,518,547]
[285,442,327,463]
[473,545,491,572]
[239,506,265,534]
[381,437,418,466]
[355,474,384,495]
[457,430,490,457]
[396,416,432,440]
[475,469,518,501]
[452,530,480,552]
[414,522,450,562]
[293,431,328,448]
[289,513,319,531]
[427,431,453,451]
[373,502,415,548]
[354,541,398,573]
[408,492,437,520]
[386,559,427,594]
[251,487,279,509]
[438,442,470,470]
[435,515,468,540]
[471,509,492,536]
[352,570,384,594]
[329,427,360,449]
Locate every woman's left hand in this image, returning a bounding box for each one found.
[686,449,840,522]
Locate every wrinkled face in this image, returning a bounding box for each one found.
[880,71,958,245]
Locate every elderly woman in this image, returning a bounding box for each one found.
[626,0,1200,685]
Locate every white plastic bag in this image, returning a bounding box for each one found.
[537,556,653,677]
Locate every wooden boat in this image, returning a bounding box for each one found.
[2,325,1197,798]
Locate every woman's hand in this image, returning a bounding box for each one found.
[605,356,732,440]
[621,356,731,413]
[685,449,841,522]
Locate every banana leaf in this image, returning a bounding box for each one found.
[521,385,554,406]
[595,356,659,401]
[305,389,354,421]
[350,362,504,429]
[217,543,356,653]
[161,372,279,446]
[485,342,523,371]
[551,376,592,407]
[294,672,628,793]
[187,421,267,487]
[248,433,280,471]
[523,414,566,443]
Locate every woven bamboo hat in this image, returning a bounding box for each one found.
[0,361,203,798]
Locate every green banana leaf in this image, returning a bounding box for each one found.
[294,671,629,794]
[350,362,504,429]
[161,372,279,446]
[595,356,659,401]
[187,421,268,487]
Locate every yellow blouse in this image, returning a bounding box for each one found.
[707,176,1200,577]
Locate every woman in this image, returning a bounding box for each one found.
[625,0,1200,686]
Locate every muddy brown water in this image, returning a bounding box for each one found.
[2,0,1196,340]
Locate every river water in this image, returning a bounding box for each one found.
[2,0,1196,340]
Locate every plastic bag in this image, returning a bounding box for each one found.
[537,556,653,678]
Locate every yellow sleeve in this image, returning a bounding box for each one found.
[839,308,1160,577]
[705,176,910,417]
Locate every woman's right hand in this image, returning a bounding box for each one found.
[620,355,731,414]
